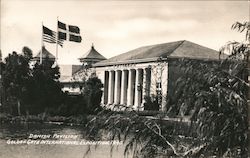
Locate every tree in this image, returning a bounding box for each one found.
[22,46,33,60]
[222,20,250,157]
[2,50,32,115]
[29,57,63,114]
[0,51,5,109]
[82,77,103,114]
[169,59,248,156]
[1,47,65,115]
[231,21,250,42]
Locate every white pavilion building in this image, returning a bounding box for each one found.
[89,40,221,111]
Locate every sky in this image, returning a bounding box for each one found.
[0,0,249,64]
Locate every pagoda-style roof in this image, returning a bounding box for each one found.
[94,40,223,67]
[33,46,55,61]
[79,44,106,63]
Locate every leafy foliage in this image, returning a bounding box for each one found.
[22,46,33,60]
[1,48,65,115]
[82,77,103,114]
[86,107,206,158]
[2,51,32,115]
[143,96,159,111]
[1,47,104,116]
[56,94,87,116]
[28,57,63,114]
[56,76,103,116]
[231,21,250,41]
[167,58,248,157]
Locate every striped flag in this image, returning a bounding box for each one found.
[43,26,63,47]
[58,21,82,43]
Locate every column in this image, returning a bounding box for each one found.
[141,68,147,109]
[139,69,143,108]
[144,67,152,110]
[161,63,168,111]
[103,71,109,104]
[134,69,142,110]
[120,70,128,105]
[99,70,106,105]
[131,70,136,106]
[150,66,157,97]
[108,70,115,104]
[114,70,121,104]
[147,68,151,97]
[127,69,133,106]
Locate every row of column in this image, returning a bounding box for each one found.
[103,68,151,110]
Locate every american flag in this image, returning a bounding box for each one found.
[43,25,63,47]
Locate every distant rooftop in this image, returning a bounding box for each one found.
[79,44,106,63]
[33,46,55,61]
[94,40,221,67]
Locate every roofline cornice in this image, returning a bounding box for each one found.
[93,57,168,67]
[93,56,227,67]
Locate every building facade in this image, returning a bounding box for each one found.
[92,40,221,111]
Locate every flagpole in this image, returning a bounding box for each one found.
[41,22,44,64]
[56,16,59,65]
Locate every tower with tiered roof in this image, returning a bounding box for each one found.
[79,44,106,66]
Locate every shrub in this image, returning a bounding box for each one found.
[82,77,103,114]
